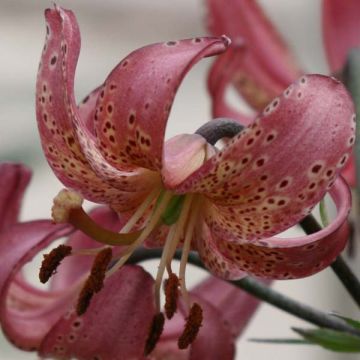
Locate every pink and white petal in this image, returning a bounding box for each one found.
[0,163,31,230]
[95,36,230,171]
[0,220,74,350]
[203,177,350,279]
[191,276,270,337]
[206,0,301,86]
[40,266,155,360]
[178,75,355,239]
[208,45,255,125]
[196,222,247,280]
[162,134,209,188]
[37,7,155,208]
[50,206,123,291]
[323,0,360,73]
[341,152,356,187]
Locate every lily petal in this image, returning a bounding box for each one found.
[188,294,235,360]
[0,163,31,230]
[198,177,350,279]
[206,0,301,94]
[191,276,270,337]
[40,266,155,360]
[207,44,255,124]
[323,0,360,73]
[0,221,73,350]
[36,7,158,211]
[177,75,355,239]
[94,36,230,171]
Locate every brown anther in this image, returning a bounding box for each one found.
[144,313,165,356]
[76,284,94,316]
[178,303,203,349]
[164,273,179,319]
[39,245,72,283]
[76,247,113,316]
[88,247,113,292]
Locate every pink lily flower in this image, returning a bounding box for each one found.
[206,0,360,186]
[0,163,265,359]
[34,5,355,350]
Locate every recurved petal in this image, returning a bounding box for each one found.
[206,0,301,86]
[94,36,230,171]
[0,163,31,230]
[191,276,270,337]
[177,75,355,239]
[0,220,74,350]
[37,7,156,210]
[201,177,350,279]
[323,0,360,73]
[196,222,247,280]
[208,44,255,125]
[40,266,155,360]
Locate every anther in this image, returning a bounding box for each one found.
[164,273,179,319]
[144,313,165,356]
[39,244,72,283]
[76,247,113,315]
[177,303,203,349]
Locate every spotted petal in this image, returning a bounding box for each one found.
[94,36,230,171]
[176,75,355,242]
[198,177,350,279]
[323,0,360,73]
[40,266,155,360]
[36,7,159,211]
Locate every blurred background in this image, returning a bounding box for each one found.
[0,0,359,359]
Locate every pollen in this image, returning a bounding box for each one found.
[178,303,203,349]
[52,188,83,223]
[164,273,179,319]
[144,312,165,356]
[39,244,72,283]
[76,247,113,315]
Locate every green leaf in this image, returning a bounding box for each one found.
[330,313,360,330]
[319,198,329,227]
[292,327,360,352]
[249,338,310,345]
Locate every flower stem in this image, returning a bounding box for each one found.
[128,248,360,336]
[299,214,360,309]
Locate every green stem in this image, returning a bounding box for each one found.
[128,249,360,336]
[299,214,360,309]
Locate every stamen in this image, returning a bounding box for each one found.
[52,189,141,246]
[154,195,194,312]
[39,244,72,283]
[164,273,179,319]
[179,196,202,308]
[178,303,203,349]
[144,312,165,356]
[105,191,173,277]
[76,247,113,315]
